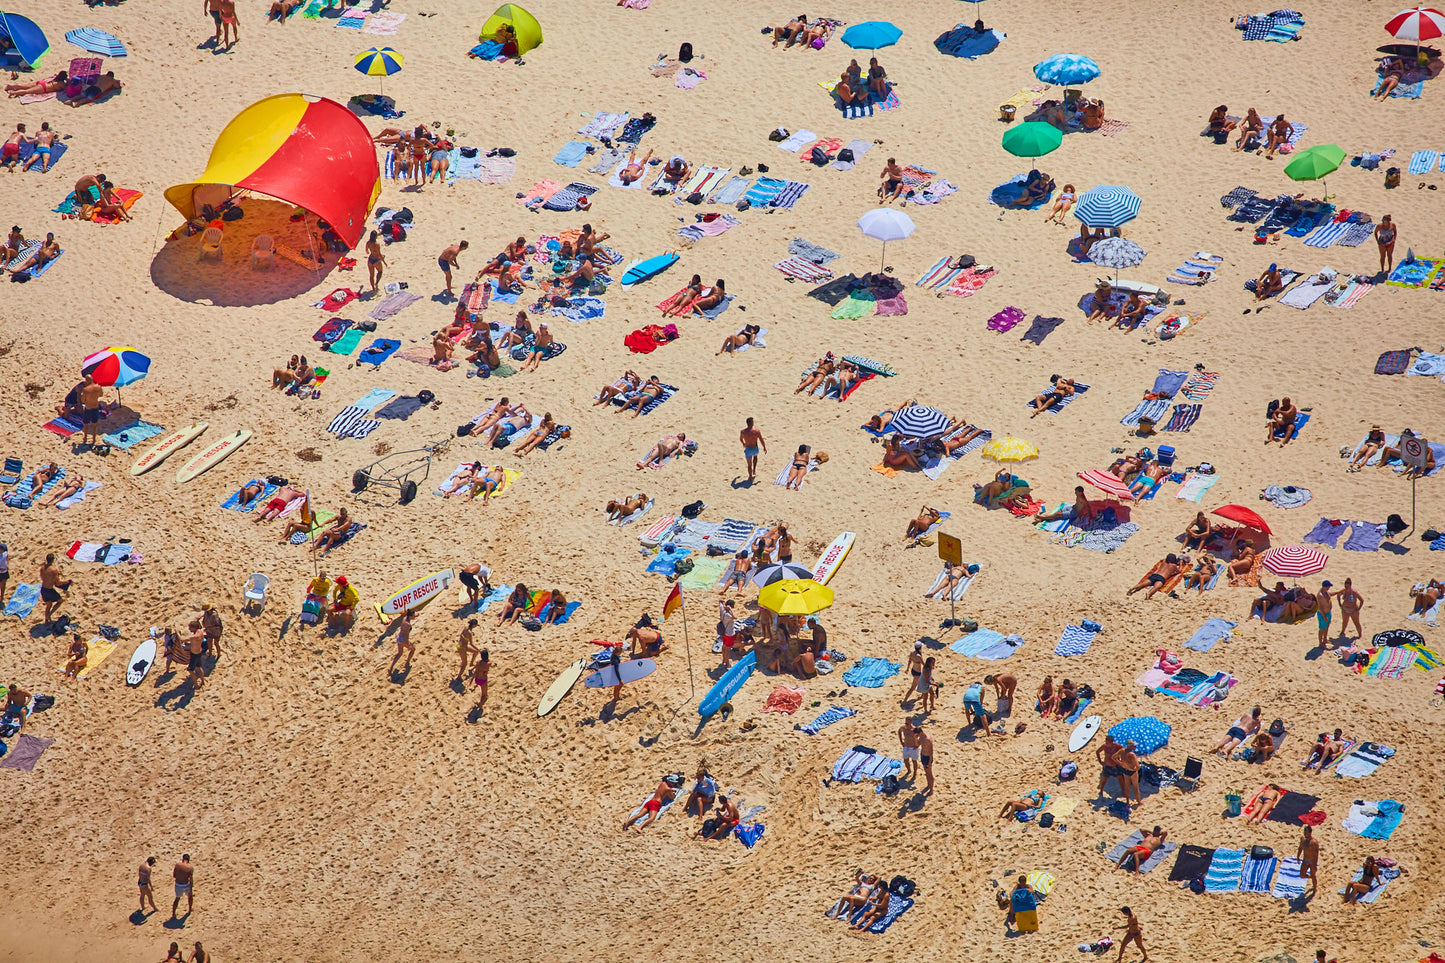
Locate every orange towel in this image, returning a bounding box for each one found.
[762,685,806,714]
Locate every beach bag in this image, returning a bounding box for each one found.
[1038,812,1055,828]
[460,146,478,158]
[701,817,718,837]
[358,319,377,332]
[879,773,900,795]
[961,618,979,633]
[811,36,826,49]
[1058,761,1078,782]
[456,423,473,437]
[950,254,977,270]
[889,875,916,898]
[1385,167,1401,188]
[679,42,694,62]
[495,147,517,157]
[837,148,854,163]
[769,128,788,142]
[1189,878,1206,894]
[674,557,695,576]
[685,191,704,204]
[388,221,406,242]
[520,616,542,631]
[1251,845,1274,861]
[808,146,831,166]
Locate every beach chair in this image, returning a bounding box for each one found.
[0,457,21,485]
[199,226,223,261]
[242,573,269,614]
[1175,756,1204,793]
[251,234,276,270]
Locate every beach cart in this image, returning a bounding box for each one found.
[350,444,438,504]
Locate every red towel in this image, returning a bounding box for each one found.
[762,685,806,714]
[317,288,360,312]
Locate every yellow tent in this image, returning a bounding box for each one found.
[480,3,542,55]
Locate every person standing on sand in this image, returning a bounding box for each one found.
[1314,580,1333,648]
[138,856,158,915]
[717,598,736,668]
[0,542,9,606]
[1297,825,1320,897]
[217,0,239,47]
[204,0,223,44]
[1375,215,1396,275]
[739,417,766,484]
[200,603,223,661]
[470,649,490,715]
[390,610,414,675]
[366,231,386,293]
[917,723,935,795]
[1333,578,1364,641]
[898,716,921,783]
[439,240,468,296]
[456,619,479,681]
[39,552,71,626]
[1115,906,1147,962]
[171,855,194,919]
[80,374,104,448]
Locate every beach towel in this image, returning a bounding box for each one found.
[828,139,873,171]
[1055,623,1099,657]
[1334,743,1394,779]
[842,657,901,688]
[844,893,913,933]
[1175,471,1218,502]
[1239,855,1278,893]
[1028,381,1089,414]
[1367,646,1416,678]
[357,339,402,368]
[10,466,66,505]
[222,480,277,513]
[778,130,817,152]
[552,141,590,168]
[579,111,628,139]
[1167,252,1223,284]
[1162,403,1203,432]
[1387,257,1440,288]
[1339,868,1396,904]
[775,256,834,283]
[1019,315,1065,345]
[1344,520,1387,553]
[367,290,421,321]
[1104,832,1178,873]
[769,181,810,210]
[0,734,53,772]
[1409,149,1439,175]
[15,139,67,173]
[1183,618,1237,653]
[1264,857,1308,899]
[1260,484,1311,509]
[1302,517,1347,547]
[800,705,856,735]
[1203,848,1247,892]
[1121,398,1171,428]
[1169,844,1216,883]
[990,173,1053,209]
[327,406,381,440]
[744,177,787,207]
[678,214,739,242]
[2,584,41,619]
[830,747,902,782]
[926,567,973,601]
[950,628,1005,657]
[1375,348,1415,375]
[773,457,817,487]
[543,182,600,212]
[1342,799,1404,839]
[711,176,751,205]
[761,686,806,715]
[1279,270,1339,309]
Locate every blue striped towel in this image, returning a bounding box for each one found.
[950,628,1004,657]
[830,748,901,782]
[1410,150,1439,175]
[1240,855,1278,893]
[1203,848,1246,892]
[12,466,66,502]
[711,176,752,204]
[102,421,166,450]
[1271,857,1307,898]
[847,894,912,932]
[222,480,278,513]
[1055,624,1098,657]
[1266,20,1302,41]
[1303,219,1350,248]
[1163,403,1203,432]
[770,181,810,209]
[801,705,856,735]
[842,657,901,688]
[1030,381,1090,413]
[744,177,786,206]
[1339,867,1398,903]
[1121,398,1169,427]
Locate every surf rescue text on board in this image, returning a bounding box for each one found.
[396,577,441,608]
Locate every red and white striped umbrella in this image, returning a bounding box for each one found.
[1385,6,1445,41]
[1077,469,1136,501]
[1259,545,1328,578]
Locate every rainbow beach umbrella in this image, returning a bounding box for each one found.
[82,346,150,387]
[354,46,402,96]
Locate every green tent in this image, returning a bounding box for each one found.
[480,3,542,55]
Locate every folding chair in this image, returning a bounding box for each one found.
[1176,756,1204,792]
[0,457,21,485]
[242,573,269,614]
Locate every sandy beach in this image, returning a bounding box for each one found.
[1,0,1444,960]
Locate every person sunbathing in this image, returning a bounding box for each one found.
[1118,826,1168,872]
[466,331,501,370]
[63,633,89,678]
[617,148,654,185]
[469,466,506,504]
[1383,433,1437,478]
[664,274,705,318]
[693,279,727,313]
[882,435,921,471]
[1266,397,1298,444]
[682,767,717,817]
[597,372,641,405]
[563,257,598,290]
[1126,554,1182,599]
[1080,99,1105,131]
[1226,540,1258,584]
[797,354,837,395]
[313,508,353,555]
[1129,462,1170,497]
[1182,512,1213,550]
[772,13,808,46]
[845,59,863,88]
[1181,554,1217,593]
[851,881,891,930]
[975,470,1016,506]
[661,155,691,185]
[637,433,685,469]
[940,424,987,455]
[907,506,942,539]
[1411,579,1444,615]
[1213,706,1263,755]
[867,57,888,96]
[40,472,84,507]
[802,19,831,46]
[512,413,555,455]
[1348,425,1387,472]
[607,492,649,519]
[1374,61,1406,99]
[268,0,302,20]
[1255,263,1285,301]
[1040,485,1094,523]
[1043,183,1076,224]
[430,330,455,365]
[277,499,315,542]
[1006,169,1053,208]
[234,479,266,509]
[717,324,760,355]
[3,224,26,264]
[1247,784,1283,825]
[495,311,533,351]
[1305,728,1347,769]
[253,486,302,522]
[5,71,67,98]
[1234,108,1264,151]
[1263,114,1294,159]
[30,463,59,493]
[1029,374,1075,416]
[1281,586,1317,621]
[8,232,59,276]
[878,158,905,203]
[68,72,123,108]
[1206,105,1237,141]
[1250,729,1277,764]
[91,180,132,221]
[824,360,861,400]
[785,444,813,490]
[441,463,481,497]
[1086,280,1115,320]
[520,323,553,373]
[1113,293,1146,329]
[926,563,974,599]
[617,377,664,417]
[1249,581,1290,620]
[623,777,680,831]
[495,583,531,626]
[826,871,879,920]
[998,789,1045,819]
[700,794,741,840]
[470,398,515,434]
[1343,856,1380,904]
[485,405,533,446]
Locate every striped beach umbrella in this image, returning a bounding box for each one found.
[982,437,1039,463]
[1385,6,1445,42]
[354,46,403,96]
[1073,185,1141,228]
[1260,545,1328,578]
[1077,469,1135,501]
[890,404,951,438]
[751,561,814,588]
[81,346,150,387]
[64,27,126,57]
[1033,53,1100,86]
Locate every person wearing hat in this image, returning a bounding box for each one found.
[1314,580,1334,647]
[1254,263,1284,301]
[329,575,359,629]
[1348,426,1387,472]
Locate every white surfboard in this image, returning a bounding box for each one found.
[584,658,657,688]
[811,531,855,586]
[130,422,207,476]
[175,429,251,484]
[1068,714,1102,753]
[126,639,157,686]
[538,658,586,717]
[375,569,453,622]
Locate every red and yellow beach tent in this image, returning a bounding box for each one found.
[165,94,380,249]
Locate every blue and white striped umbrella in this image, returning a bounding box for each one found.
[890,405,952,439]
[1033,53,1101,86]
[1108,716,1171,756]
[64,27,127,58]
[1073,184,1141,228]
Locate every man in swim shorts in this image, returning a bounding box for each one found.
[438,240,468,296]
[253,486,303,523]
[878,157,904,202]
[739,416,766,483]
[898,716,922,782]
[1314,580,1333,647]
[23,123,57,173]
[1,124,27,170]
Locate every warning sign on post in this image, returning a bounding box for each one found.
[1402,434,1429,472]
[938,533,963,566]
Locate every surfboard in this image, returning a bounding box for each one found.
[583,658,657,689]
[1068,714,1102,753]
[130,422,207,476]
[374,569,453,623]
[126,639,157,687]
[698,650,756,717]
[810,531,856,586]
[175,429,251,484]
[621,252,679,288]
[538,658,586,717]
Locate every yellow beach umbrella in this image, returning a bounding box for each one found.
[757,578,834,616]
[981,437,1039,462]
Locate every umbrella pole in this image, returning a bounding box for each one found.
[880,240,886,274]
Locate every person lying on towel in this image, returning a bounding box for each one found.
[1117,826,1168,872]
[1029,375,1076,416]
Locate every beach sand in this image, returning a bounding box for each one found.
[0,0,1443,960]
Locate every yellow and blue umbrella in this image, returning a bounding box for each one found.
[82,346,150,388]
[981,437,1039,462]
[354,46,402,96]
[0,10,48,67]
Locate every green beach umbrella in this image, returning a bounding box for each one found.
[1001,121,1063,158]
[1284,144,1345,199]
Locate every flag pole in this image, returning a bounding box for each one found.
[680,587,695,701]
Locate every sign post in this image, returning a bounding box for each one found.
[937,533,963,630]
[1401,433,1428,538]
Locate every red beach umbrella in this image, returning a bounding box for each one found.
[1077,469,1136,501]
[1211,504,1272,535]
[1259,545,1328,579]
[1385,6,1445,42]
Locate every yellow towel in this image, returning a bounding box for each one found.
[870,461,900,478]
[471,467,521,500]
[1002,86,1048,109]
[58,636,117,680]
[1043,795,1079,819]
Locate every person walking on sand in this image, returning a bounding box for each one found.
[718,598,737,668]
[917,722,935,795]
[204,0,223,44]
[0,542,9,607]
[1297,825,1320,898]
[171,855,194,919]
[898,716,922,783]
[217,0,239,47]
[439,240,468,296]
[470,649,490,715]
[1333,578,1364,641]
[138,856,159,915]
[1375,215,1396,276]
[390,610,414,675]
[456,619,479,681]
[739,417,766,484]
[365,231,386,293]
[39,552,71,626]
[1115,907,1147,962]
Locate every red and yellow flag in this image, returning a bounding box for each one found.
[662,583,683,621]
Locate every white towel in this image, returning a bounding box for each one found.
[55,481,102,510]
[777,129,816,152]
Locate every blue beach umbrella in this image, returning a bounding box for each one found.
[0,10,48,67]
[64,27,126,58]
[1033,53,1100,86]
[842,21,902,50]
[1108,716,1171,756]
[354,46,402,96]
[1073,184,1141,228]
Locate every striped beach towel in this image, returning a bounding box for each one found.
[578,111,628,139]
[775,256,834,282]
[1055,623,1098,657]
[1409,149,1439,175]
[1239,855,1278,893]
[1203,848,1246,892]
[1304,219,1350,248]
[770,181,810,209]
[800,705,856,735]
[1367,646,1416,678]
[1029,382,1090,413]
[1179,371,1220,402]
[1163,403,1203,432]
[1121,398,1170,427]
[1271,858,1308,899]
[327,406,382,440]
[744,177,786,207]
[711,176,751,204]
[1334,281,1375,308]
[674,166,730,201]
[1167,252,1223,284]
[916,256,962,290]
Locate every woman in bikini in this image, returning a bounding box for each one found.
[1227,539,1258,584]
[410,132,430,186]
[1205,105,1236,140]
[882,435,921,471]
[40,471,85,507]
[1343,857,1380,904]
[1349,425,1387,472]
[512,412,555,456]
[867,58,888,96]
[496,585,530,626]
[455,619,480,681]
[466,330,501,370]
[637,433,685,469]
[665,274,705,317]
[785,444,812,490]
[917,657,938,711]
[606,492,649,519]
[796,354,836,395]
[1044,183,1076,224]
[441,463,481,498]
[1234,108,1264,151]
[596,370,641,404]
[693,279,727,313]
[618,148,653,184]
[543,589,568,624]
[941,424,986,455]
[825,360,860,400]
[1247,784,1284,825]
[470,649,490,714]
[496,310,532,350]
[717,324,760,355]
[618,376,664,417]
[63,633,89,678]
[1036,676,1057,717]
[5,71,67,98]
[906,506,941,539]
[365,231,385,292]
